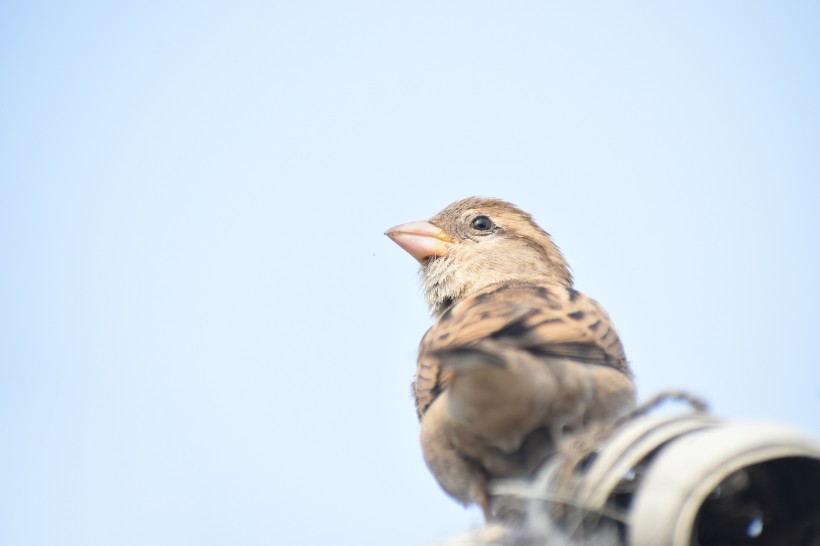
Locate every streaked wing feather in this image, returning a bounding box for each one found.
[413,283,628,418]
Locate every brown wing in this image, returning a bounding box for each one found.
[413,282,629,419]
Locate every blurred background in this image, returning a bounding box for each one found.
[1,2,818,545]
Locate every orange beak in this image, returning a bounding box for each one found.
[385,221,455,262]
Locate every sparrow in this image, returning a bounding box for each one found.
[385,197,635,520]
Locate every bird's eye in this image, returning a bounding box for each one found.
[471,215,493,231]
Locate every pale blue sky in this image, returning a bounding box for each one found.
[1,2,819,545]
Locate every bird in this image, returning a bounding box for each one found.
[385,197,636,520]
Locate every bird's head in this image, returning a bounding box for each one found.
[386,197,572,315]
